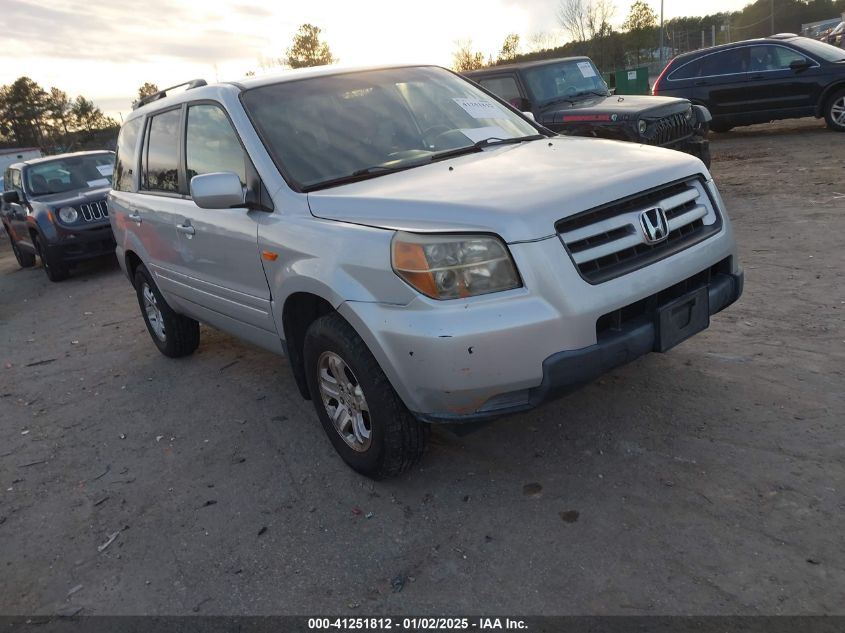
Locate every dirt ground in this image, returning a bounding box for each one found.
[0,118,843,616]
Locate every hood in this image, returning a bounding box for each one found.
[306,137,706,243]
[30,186,110,207]
[539,94,689,126]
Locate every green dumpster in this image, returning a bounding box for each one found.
[613,67,650,95]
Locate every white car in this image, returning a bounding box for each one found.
[109,66,742,478]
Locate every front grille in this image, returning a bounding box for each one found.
[645,112,692,146]
[78,200,108,222]
[556,177,722,284]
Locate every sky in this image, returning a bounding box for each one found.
[0,0,753,120]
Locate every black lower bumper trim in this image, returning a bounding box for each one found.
[417,270,743,424]
[47,227,116,263]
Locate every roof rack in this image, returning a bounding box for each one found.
[132,79,208,110]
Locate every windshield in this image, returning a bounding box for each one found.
[795,37,845,62]
[523,59,608,108]
[241,66,540,191]
[25,154,114,196]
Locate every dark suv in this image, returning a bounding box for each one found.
[466,57,712,166]
[2,151,116,281]
[653,34,845,132]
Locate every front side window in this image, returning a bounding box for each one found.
[143,108,181,193]
[186,104,247,187]
[748,45,809,71]
[478,76,524,106]
[700,48,748,77]
[114,117,142,192]
[241,66,540,191]
[24,154,113,196]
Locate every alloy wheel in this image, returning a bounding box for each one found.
[317,351,372,452]
[141,282,166,341]
[832,96,845,127]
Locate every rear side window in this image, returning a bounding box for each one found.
[478,76,523,105]
[700,48,748,77]
[142,108,181,193]
[185,104,247,186]
[668,58,701,80]
[114,117,142,192]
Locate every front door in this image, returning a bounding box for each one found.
[169,103,275,335]
[742,44,820,117]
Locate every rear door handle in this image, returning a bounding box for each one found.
[176,223,195,237]
[128,212,142,225]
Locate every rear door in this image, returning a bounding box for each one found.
[693,47,750,120]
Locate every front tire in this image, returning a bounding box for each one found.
[824,89,845,132]
[134,264,199,358]
[303,313,428,479]
[34,234,69,282]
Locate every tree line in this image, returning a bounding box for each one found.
[0,77,119,152]
[453,0,845,73]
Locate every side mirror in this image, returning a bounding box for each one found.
[190,172,244,209]
[789,59,810,71]
[2,190,20,204]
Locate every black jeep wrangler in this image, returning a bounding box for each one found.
[2,151,116,281]
[466,57,712,167]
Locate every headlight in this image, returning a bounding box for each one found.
[637,120,647,135]
[391,232,521,300]
[58,206,78,223]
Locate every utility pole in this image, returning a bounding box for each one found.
[771,0,775,34]
[711,24,716,47]
[659,0,665,65]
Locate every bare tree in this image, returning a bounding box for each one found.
[452,40,486,72]
[558,0,589,42]
[527,31,563,52]
[586,0,616,40]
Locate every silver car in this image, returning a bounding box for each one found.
[108,66,742,478]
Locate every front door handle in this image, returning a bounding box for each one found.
[128,212,142,225]
[176,223,195,237]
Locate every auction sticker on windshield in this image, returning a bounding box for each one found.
[453,98,504,119]
[577,61,597,78]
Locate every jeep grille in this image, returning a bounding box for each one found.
[77,200,109,222]
[645,112,693,146]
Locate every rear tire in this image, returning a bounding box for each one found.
[824,89,845,132]
[303,312,428,479]
[7,232,35,268]
[134,264,200,358]
[34,234,69,281]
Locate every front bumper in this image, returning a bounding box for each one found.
[338,221,740,424]
[416,270,742,423]
[47,224,116,264]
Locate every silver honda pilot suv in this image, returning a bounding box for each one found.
[109,66,742,478]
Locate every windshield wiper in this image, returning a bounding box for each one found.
[576,90,610,98]
[428,134,546,162]
[303,135,545,191]
[541,97,578,109]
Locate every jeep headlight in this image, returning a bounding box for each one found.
[637,120,647,135]
[391,232,521,300]
[58,206,78,223]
